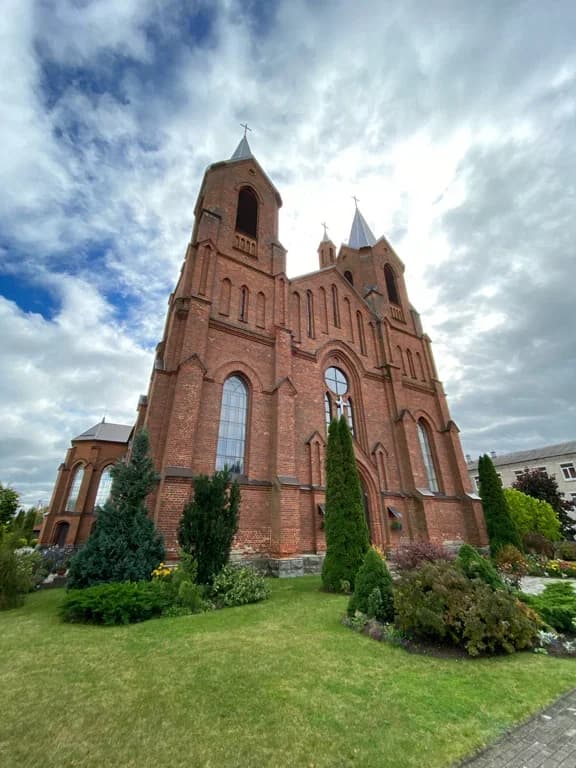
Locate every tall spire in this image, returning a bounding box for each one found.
[230,135,254,162]
[348,202,376,249]
[230,122,254,162]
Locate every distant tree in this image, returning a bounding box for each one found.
[178,468,240,585]
[0,484,20,527]
[67,429,165,589]
[322,417,370,591]
[503,488,561,542]
[478,454,522,556]
[513,468,576,541]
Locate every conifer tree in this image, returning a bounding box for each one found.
[348,546,394,622]
[67,429,165,589]
[478,454,522,556]
[178,468,240,585]
[322,416,370,591]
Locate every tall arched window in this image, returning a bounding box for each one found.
[384,264,400,305]
[94,466,114,511]
[324,366,354,435]
[65,465,84,512]
[216,376,249,474]
[356,312,367,355]
[235,186,258,238]
[331,285,340,327]
[417,420,439,492]
[306,290,315,338]
[407,349,416,378]
[344,270,354,286]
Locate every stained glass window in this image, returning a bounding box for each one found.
[216,376,248,474]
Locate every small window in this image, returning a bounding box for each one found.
[344,270,354,286]
[53,521,70,547]
[474,476,480,492]
[561,463,576,481]
[570,492,576,503]
[235,187,258,238]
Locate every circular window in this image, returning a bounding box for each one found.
[324,367,348,395]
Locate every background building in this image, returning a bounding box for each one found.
[41,137,487,570]
[467,442,576,510]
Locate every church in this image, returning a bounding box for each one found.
[40,135,487,573]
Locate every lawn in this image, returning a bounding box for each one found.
[1,577,575,768]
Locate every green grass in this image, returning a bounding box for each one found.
[1,577,575,768]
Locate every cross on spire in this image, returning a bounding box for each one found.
[240,122,252,138]
[352,195,360,209]
[321,221,329,238]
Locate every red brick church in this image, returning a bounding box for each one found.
[41,135,487,572]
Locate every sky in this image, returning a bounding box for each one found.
[1,0,576,507]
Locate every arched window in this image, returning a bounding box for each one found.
[356,312,367,355]
[417,420,439,492]
[324,366,354,435]
[216,376,248,474]
[384,264,400,305]
[256,291,266,328]
[306,290,315,338]
[65,465,84,512]
[396,345,406,375]
[235,186,258,238]
[53,521,70,547]
[407,349,416,378]
[94,466,114,511]
[344,270,354,286]
[239,286,249,322]
[331,285,340,327]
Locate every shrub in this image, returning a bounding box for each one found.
[348,547,394,622]
[494,545,528,588]
[395,561,540,656]
[523,533,555,559]
[179,469,240,585]
[457,544,504,590]
[211,565,269,607]
[67,429,165,589]
[392,541,453,571]
[503,488,561,541]
[61,581,170,625]
[523,583,576,634]
[556,541,576,562]
[0,545,29,610]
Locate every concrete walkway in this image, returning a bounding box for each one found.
[520,576,575,596]
[458,689,576,768]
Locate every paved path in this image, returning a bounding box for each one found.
[458,689,576,768]
[520,577,575,596]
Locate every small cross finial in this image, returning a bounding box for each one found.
[321,221,329,238]
[352,195,360,209]
[240,122,252,138]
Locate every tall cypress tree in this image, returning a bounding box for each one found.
[67,429,165,589]
[322,416,370,591]
[478,453,522,556]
